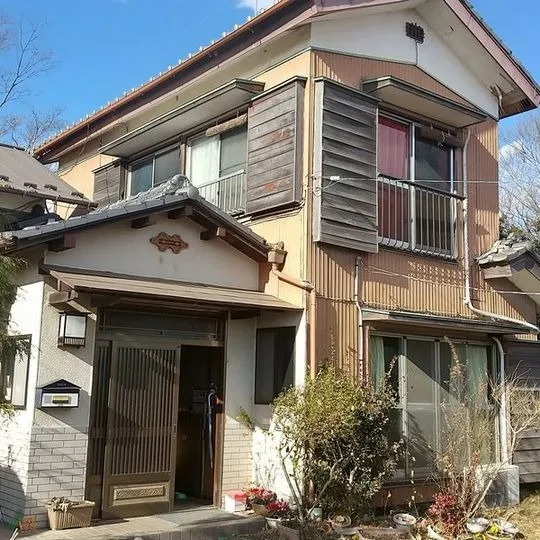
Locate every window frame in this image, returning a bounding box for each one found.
[254,326,296,405]
[0,335,31,410]
[377,112,457,258]
[127,143,180,196]
[371,333,498,479]
[185,126,248,188]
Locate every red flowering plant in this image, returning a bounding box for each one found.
[265,500,292,519]
[243,486,276,509]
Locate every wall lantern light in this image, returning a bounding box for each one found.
[58,312,88,347]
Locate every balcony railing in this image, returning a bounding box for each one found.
[378,176,464,258]
[198,171,246,214]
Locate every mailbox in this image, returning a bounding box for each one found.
[38,379,80,408]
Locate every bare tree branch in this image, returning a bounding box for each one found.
[500,113,540,241]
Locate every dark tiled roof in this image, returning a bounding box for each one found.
[477,234,539,265]
[0,143,93,206]
[0,175,268,257]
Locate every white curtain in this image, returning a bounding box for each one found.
[187,135,220,188]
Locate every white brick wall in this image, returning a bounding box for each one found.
[0,423,31,528]
[221,419,253,497]
[25,427,88,528]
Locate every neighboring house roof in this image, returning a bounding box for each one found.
[0,143,93,206]
[0,175,270,262]
[34,0,539,163]
[477,235,540,267]
[478,235,540,308]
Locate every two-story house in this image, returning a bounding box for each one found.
[1,0,539,529]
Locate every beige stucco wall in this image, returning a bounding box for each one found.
[44,214,260,291]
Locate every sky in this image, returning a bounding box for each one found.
[2,0,539,140]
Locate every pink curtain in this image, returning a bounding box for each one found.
[378,117,409,179]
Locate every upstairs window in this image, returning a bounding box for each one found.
[187,126,247,213]
[129,145,180,196]
[377,115,457,257]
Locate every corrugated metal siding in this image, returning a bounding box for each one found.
[504,341,540,483]
[311,51,473,107]
[308,51,537,375]
[312,79,379,253]
[312,243,360,376]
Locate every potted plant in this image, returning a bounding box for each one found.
[46,497,95,531]
[243,486,276,516]
[264,500,292,528]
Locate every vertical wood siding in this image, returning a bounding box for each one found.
[312,79,379,253]
[93,160,126,207]
[246,78,305,214]
[309,51,537,374]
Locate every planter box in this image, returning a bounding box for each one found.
[46,501,95,530]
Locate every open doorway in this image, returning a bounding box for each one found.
[175,345,224,507]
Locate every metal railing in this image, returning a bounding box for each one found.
[198,171,246,214]
[378,176,464,258]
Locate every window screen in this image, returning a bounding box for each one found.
[255,327,295,404]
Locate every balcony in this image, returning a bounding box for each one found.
[377,176,464,258]
[197,171,246,215]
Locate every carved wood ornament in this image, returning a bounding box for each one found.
[150,232,189,254]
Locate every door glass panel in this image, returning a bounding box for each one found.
[407,409,436,469]
[406,339,435,404]
[130,158,153,195]
[154,147,179,185]
[440,342,466,403]
[188,135,220,187]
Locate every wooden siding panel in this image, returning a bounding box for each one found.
[93,160,126,207]
[313,79,379,254]
[246,79,304,214]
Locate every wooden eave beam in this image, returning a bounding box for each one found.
[48,290,79,307]
[168,205,193,220]
[131,215,156,229]
[200,227,227,241]
[48,234,76,252]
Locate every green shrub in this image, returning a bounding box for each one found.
[272,366,401,519]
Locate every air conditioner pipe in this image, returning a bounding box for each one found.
[354,256,364,378]
[492,336,510,464]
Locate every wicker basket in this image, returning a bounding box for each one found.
[46,501,95,530]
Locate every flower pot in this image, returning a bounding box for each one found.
[46,501,95,531]
[393,512,417,531]
[252,503,270,516]
[265,516,281,529]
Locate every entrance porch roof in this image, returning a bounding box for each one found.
[48,268,300,312]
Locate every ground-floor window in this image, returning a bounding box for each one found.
[0,335,31,408]
[255,326,295,404]
[370,334,497,478]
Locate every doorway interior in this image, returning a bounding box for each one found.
[175,345,224,505]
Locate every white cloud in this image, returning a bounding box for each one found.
[237,0,274,12]
[499,140,523,159]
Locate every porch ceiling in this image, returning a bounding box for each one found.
[49,269,300,311]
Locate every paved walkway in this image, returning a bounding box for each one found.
[11,506,263,540]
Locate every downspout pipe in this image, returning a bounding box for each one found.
[492,336,510,465]
[462,128,538,334]
[270,263,317,379]
[354,256,364,378]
